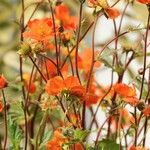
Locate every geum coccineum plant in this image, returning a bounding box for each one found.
[0,0,150,149]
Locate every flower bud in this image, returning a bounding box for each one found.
[0,75,8,89]
[136,101,145,111]
[18,42,31,56]
[138,68,144,75]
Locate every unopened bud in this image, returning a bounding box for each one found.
[0,75,8,89]
[137,101,145,111]
[18,42,31,56]
[138,68,144,75]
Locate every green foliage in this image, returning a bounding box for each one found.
[74,129,89,142]
[96,139,120,150]
[9,101,25,124]
[8,117,23,150]
[39,129,53,150]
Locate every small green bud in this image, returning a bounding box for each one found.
[18,42,31,56]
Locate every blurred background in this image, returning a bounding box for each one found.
[0,0,150,147]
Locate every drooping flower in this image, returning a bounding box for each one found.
[0,75,8,89]
[45,76,85,97]
[87,0,108,8]
[114,83,136,97]
[123,97,139,106]
[114,83,139,105]
[55,5,77,30]
[87,0,120,19]
[23,18,54,42]
[105,8,120,19]
[119,108,135,127]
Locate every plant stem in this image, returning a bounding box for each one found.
[1,89,7,150]
[67,45,74,76]
[35,110,48,150]
[61,21,94,69]
[75,2,83,84]
[95,118,108,144]
[20,0,28,149]
[139,6,150,100]
[84,14,100,129]
[48,1,60,75]
[135,6,150,146]
[29,56,47,83]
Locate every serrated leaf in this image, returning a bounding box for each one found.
[39,129,53,149]
[97,139,120,150]
[8,117,23,150]
[74,129,89,142]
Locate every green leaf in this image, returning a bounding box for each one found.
[39,129,53,149]
[98,48,116,69]
[8,116,23,150]
[74,129,89,142]
[97,139,120,150]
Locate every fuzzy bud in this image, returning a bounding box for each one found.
[18,42,31,56]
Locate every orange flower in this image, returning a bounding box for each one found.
[143,106,150,117]
[123,97,139,106]
[84,93,99,107]
[87,0,120,19]
[105,8,120,19]
[23,73,36,94]
[82,80,103,107]
[111,108,135,132]
[44,60,68,78]
[46,129,68,150]
[78,48,101,73]
[45,76,65,95]
[119,108,135,127]
[0,75,7,89]
[23,18,54,42]
[137,0,150,4]
[55,5,77,30]
[87,0,109,8]
[45,76,85,97]
[0,101,3,112]
[114,83,136,97]
[87,0,99,7]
